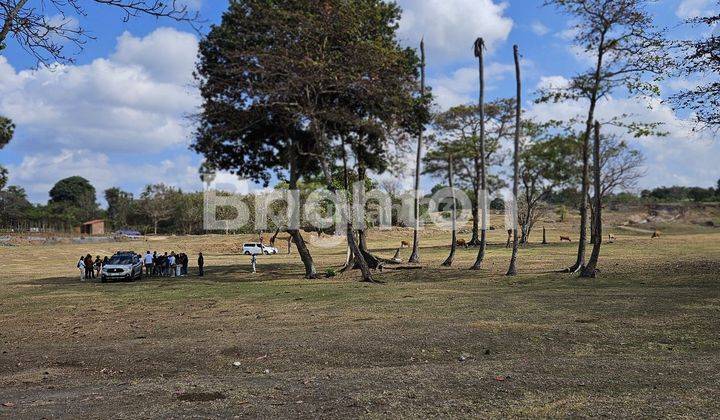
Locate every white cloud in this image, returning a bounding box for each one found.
[7,149,202,203]
[528,80,720,189]
[531,21,550,36]
[0,27,203,202]
[676,0,714,18]
[397,0,513,60]
[0,27,200,154]
[429,61,523,109]
[111,28,198,84]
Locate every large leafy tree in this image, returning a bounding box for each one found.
[539,0,671,273]
[194,0,425,282]
[0,185,31,228]
[48,176,99,225]
[105,187,134,230]
[139,184,176,235]
[518,122,578,244]
[670,2,720,131]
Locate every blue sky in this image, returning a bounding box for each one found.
[0,0,717,204]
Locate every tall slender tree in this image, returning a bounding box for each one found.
[472,37,488,270]
[540,0,671,273]
[581,121,603,278]
[442,154,458,267]
[507,45,521,277]
[408,39,426,264]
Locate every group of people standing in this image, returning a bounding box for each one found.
[77,254,106,280]
[76,251,205,281]
[142,251,202,277]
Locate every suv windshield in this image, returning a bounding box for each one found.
[108,256,134,265]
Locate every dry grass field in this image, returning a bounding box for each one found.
[1,210,719,418]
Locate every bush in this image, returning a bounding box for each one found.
[325,268,336,278]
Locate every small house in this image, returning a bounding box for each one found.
[80,219,105,235]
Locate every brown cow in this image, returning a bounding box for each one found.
[652,230,661,239]
[401,241,410,248]
[560,236,572,242]
[456,239,468,248]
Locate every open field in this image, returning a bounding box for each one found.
[1,214,719,418]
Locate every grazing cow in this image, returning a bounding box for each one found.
[652,230,661,239]
[456,239,468,248]
[560,236,572,242]
[401,241,410,248]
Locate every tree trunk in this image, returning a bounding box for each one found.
[288,144,317,279]
[542,227,548,245]
[568,32,605,273]
[409,39,425,264]
[355,164,381,269]
[153,220,158,235]
[581,122,603,278]
[333,137,375,283]
[442,155,457,267]
[507,45,521,277]
[589,203,597,244]
[472,37,487,270]
[468,187,480,245]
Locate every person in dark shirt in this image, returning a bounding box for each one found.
[180,253,189,276]
[152,251,158,276]
[84,254,94,279]
[197,252,204,277]
[94,256,102,278]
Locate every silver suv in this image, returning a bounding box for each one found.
[101,253,143,282]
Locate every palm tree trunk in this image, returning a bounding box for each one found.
[442,155,457,267]
[581,121,603,278]
[472,37,487,270]
[506,45,522,277]
[409,39,425,264]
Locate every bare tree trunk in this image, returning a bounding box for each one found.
[542,227,548,245]
[507,45,521,277]
[356,164,381,269]
[409,39,425,264]
[468,186,480,245]
[288,145,317,279]
[442,155,457,267]
[472,37,487,270]
[568,32,605,273]
[581,121,603,278]
[331,137,375,283]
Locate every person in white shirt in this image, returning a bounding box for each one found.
[144,251,154,277]
[77,257,85,281]
[168,253,176,277]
